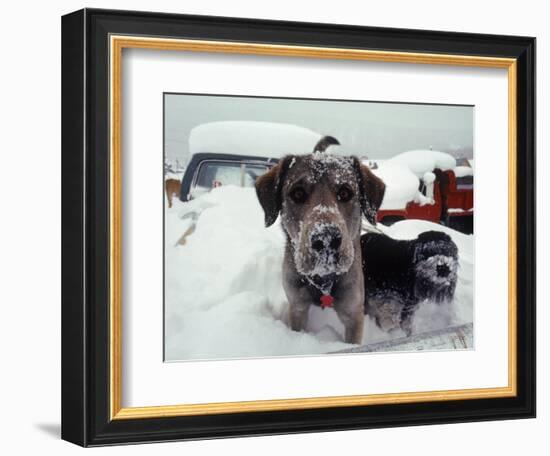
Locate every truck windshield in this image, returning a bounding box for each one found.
[191,161,270,199]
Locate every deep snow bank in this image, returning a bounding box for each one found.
[165,186,473,361]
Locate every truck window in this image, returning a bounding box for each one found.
[191,161,270,199]
[456,175,473,190]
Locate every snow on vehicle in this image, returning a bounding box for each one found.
[179,121,323,202]
[370,150,474,234]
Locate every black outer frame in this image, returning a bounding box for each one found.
[61,8,536,447]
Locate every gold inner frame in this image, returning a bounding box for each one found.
[109,35,518,420]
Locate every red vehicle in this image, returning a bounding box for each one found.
[377,167,474,234]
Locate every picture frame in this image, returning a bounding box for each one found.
[61,8,536,447]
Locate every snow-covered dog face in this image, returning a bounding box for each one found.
[255,140,385,278]
[413,231,459,304]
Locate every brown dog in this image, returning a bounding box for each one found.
[165,178,181,208]
[255,137,385,344]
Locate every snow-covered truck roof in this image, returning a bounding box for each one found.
[189,121,323,159]
[387,149,457,177]
[454,165,474,178]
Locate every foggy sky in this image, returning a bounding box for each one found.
[164,94,473,165]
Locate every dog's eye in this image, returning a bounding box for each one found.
[337,186,353,202]
[290,187,307,204]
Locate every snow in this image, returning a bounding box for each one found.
[372,162,420,210]
[448,208,473,213]
[308,152,356,185]
[371,150,458,210]
[454,165,474,178]
[312,204,338,216]
[294,221,354,278]
[165,172,183,181]
[423,171,436,184]
[189,121,322,159]
[165,186,473,361]
[363,158,385,169]
[389,149,457,177]
[414,192,434,206]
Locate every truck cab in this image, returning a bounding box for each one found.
[177,121,323,202]
[179,153,277,202]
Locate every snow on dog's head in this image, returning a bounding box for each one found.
[255,136,385,278]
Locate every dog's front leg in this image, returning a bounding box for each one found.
[400,305,416,337]
[289,302,310,333]
[336,307,364,345]
[345,311,364,345]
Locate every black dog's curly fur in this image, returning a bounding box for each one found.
[361,230,459,336]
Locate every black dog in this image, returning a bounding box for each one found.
[361,230,459,336]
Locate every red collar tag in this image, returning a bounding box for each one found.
[320,294,334,309]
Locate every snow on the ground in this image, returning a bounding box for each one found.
[165,186,473,361]
[189,121,322,159]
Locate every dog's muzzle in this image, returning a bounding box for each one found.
[293,222,353,277]
[310,225,342,253]
[436,263,451,277]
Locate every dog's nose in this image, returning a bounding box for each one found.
[311,226,342,252]
[436,263,450,277]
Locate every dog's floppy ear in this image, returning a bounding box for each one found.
[353,157,386,225]
[255,156,293,227]
[313,135,340,153]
